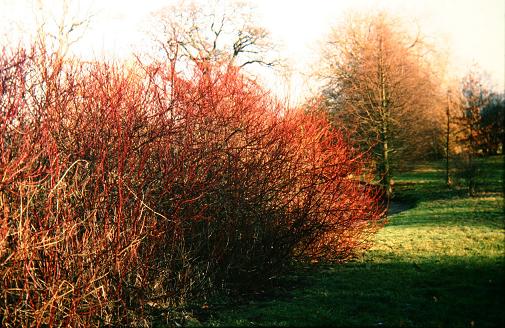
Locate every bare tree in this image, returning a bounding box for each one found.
[33,0,94,58]
[455,70,491,195]
[316,12,442,200]
[149,0,278,72]
[480,93,504,155]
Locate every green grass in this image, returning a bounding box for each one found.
[197,155,505,327]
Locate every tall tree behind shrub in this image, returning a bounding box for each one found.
[315,12,443,200]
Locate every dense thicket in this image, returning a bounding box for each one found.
[0,45,385,326]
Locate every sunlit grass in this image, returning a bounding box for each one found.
[203,155,504,327]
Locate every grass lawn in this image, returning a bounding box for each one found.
[198,156,504,327]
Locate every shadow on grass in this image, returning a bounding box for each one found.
[393,179,470,204]
[207,257,505,327]
[387,200,504,229]
[312,257,505,327]
[392,156,504,212]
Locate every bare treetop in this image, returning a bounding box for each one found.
[315,11,444,199]
[149,0,279,71]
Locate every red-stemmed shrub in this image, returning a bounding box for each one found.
[0,45,385,326]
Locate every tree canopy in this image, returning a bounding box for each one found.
[316,12,443,198]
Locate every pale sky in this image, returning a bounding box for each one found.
[1,0,504,103]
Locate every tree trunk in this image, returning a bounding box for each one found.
[446,92,452,186]
[468,122,476,196]
[381,124,392,202]
[379,45,392,202]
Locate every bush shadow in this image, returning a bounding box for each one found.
[206,257,505,327]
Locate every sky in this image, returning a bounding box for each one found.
[1,0,504,104]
